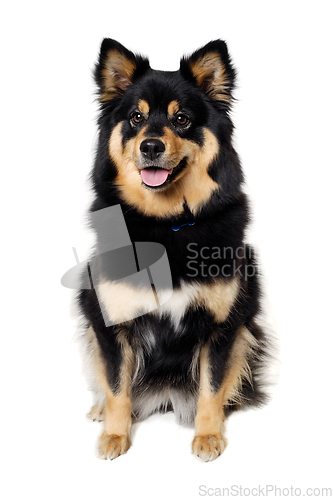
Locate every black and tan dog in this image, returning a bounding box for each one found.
[78,39,268,461]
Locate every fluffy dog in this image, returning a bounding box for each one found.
[78,39,268,461]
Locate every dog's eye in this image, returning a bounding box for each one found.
[176,114,190,126]
[131,112,144,125]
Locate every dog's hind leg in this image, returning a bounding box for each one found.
[87,394,105,422]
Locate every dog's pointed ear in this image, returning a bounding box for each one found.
[180,40,236,103]
[94,39,150,102]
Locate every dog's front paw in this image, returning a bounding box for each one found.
[192,434,227,462]
[98,432,131,460]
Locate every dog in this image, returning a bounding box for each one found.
[77,38,268,462]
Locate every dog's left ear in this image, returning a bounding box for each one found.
[94,39,150,102]
[180,40,236,103]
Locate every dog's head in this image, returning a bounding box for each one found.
[93,39,243,218]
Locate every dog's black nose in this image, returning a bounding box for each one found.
[140,139,165,161]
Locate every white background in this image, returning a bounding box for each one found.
[1,1,332,499]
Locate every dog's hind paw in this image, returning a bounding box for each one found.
[87,404,105,422]
[192,434,227,462]
[98,432,131,460]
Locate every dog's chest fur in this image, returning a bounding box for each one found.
[97,276,240,329]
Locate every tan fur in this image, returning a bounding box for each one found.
[86,326,133,459]
[87,403,105,422]
[192,327,256,461]
[197,276,240,323]
[98,433,130,460]
[137,99,150,115]
[100,50,137,102]
[98,277,239,326]
[220,325,258,405]
[98,279,158,324]
[99,343,133,438]
[109,122,220,217]
[194,345,225,436]
[167,100,180,116]
[192,434,226,462]
[190,52,230,103]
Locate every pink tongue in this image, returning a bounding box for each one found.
[140,168,170,187]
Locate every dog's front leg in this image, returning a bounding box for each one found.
[93,330,133,460]
[192,343,228,462]
[193,326,253,462]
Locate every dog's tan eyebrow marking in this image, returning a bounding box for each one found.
[167,100,180,116]
[137,99,150,115]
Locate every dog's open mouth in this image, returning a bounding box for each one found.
[139,158,188,189]
[140,167,173,187]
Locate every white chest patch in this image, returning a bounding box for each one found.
[97,277,239,328]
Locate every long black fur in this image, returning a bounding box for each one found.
[78,39,268,425]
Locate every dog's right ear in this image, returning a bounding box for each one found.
[94,39,150,102]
